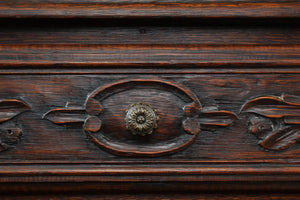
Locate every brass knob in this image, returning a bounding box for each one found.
[125,102,159,136]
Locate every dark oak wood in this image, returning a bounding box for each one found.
[0,0,299,198]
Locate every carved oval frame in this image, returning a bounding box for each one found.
[44,78,237,157]
[85,79,202,157]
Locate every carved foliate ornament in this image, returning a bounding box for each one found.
[242,94,300,151]
[0,99,30,152]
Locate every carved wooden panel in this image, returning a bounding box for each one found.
[0,74,298,162]
[0,0,299,197]
[43,79,237,157]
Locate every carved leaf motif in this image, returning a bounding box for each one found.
[260,127,300,150]
[241,95,300,119]
[0,99,31,123]
[243,94,300,151]
[199,110,238,127]
[43,108,87,124]
[241,96,282,111]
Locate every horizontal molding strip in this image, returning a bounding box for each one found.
[2,27,299,45]
[1,67,300,74]
[1,160,300,164]
[0,164,300,183]
[0,2,299,18]
[0,44,299,67]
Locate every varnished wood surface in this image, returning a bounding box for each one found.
[0,1,299,196]
[0,163,300,182]
[0,74,299,161]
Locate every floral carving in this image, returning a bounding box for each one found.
[0,99,30,152]
[242,94,300,150]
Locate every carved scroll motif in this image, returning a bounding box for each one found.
[242,94,300,151]
[43,79,238,157]
[0,99,30,152]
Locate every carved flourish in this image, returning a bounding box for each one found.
[242,94,300,150]
[0,99,30,152]
[43,79,237,157]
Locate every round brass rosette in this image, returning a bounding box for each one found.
[125,102,159,136]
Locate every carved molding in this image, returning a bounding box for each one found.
[0,99,30,152]
[43,79,237,157]
[242,94,300,151]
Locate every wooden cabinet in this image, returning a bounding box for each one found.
[0,1,299,199]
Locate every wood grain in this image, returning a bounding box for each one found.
[0,19,298,68]
[0,163,300,193]
[0,0,299,196]
[1,26,299,45]
[0,2,299,18]
[0,74,298,162]
[0,44,298,67]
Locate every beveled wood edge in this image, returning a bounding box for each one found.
[0,163,299,183]
[1,67,300,74]
[1,159,300,164]
[0,2,299,18]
